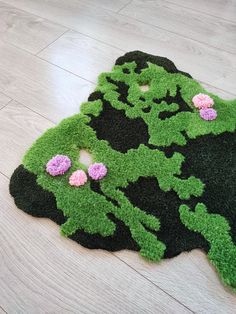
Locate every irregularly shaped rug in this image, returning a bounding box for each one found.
[10,51,236,292]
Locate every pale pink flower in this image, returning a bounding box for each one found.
[192,93,214,109]
[69,170,87,187]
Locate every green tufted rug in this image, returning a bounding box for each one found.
[10,51,236,292]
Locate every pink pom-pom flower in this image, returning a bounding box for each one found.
[88,163,107,180]
[69,170,87,187]
[199,108,217,121]
[46,155,71,176]
[192,93,214,109]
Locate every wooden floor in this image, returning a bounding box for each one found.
[0,0,235,313]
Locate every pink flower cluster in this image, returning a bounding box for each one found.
[192,93,217,121]
[46,155,107,187]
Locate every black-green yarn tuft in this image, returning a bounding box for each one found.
[9,51,236,292]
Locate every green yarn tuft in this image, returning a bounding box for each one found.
[180,204,236,292]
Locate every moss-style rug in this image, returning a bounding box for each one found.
[10,51,236,292]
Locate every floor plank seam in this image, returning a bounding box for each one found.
[16,101,57,125]
[113,253,195,313]
[116,0,133,13]
[0,171,9,180]
[0,39,42,58]
[53,28,125,54]
[0,94,56,125]
[36,54,96,85]
[0,99,12,111]
[35,28,70,56]
[0,305,7,314]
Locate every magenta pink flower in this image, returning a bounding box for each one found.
[88,163,107,180]
[192,93,214,109]
[199,108,217,121]
[69,170,87,187]
[46,155,71,176]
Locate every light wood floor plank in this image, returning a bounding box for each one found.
[115,250,236,313]
[161,0,236,23]
[211,71,236,95]
[199,82,236,99]
[80,0,131,12]
[0,40,94,123]
[0,101,54,178]
[120,0,236,54]
[0,92,10,109]
[38,30,124,83]
[3,0,236,93]
[0,173,191,313]
[0,1,67,54]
